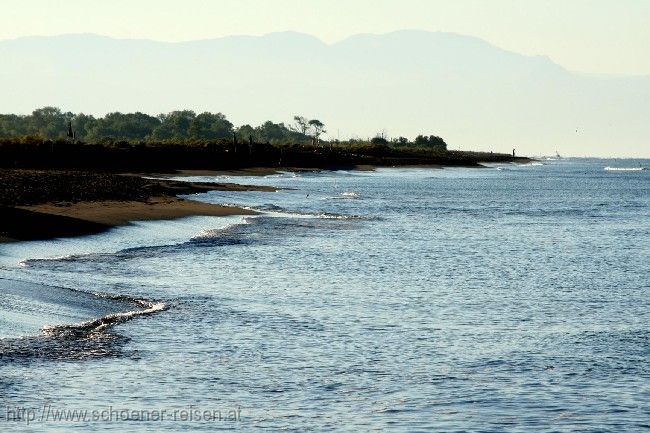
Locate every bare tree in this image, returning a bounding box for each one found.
[292,115,309,136]
[308,119,326,144]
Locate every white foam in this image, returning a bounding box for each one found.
[190,219,250,240]
[42,300,167,335]
[604,166,645,172]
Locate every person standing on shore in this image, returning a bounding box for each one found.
[67,121,75,143]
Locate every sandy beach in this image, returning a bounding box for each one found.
[0,169,270,242]
[19,198,256,226]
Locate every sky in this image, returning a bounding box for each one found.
[2,0,650,76]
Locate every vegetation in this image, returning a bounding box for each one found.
[0,107,317,144]
[0,107,450,148]
[0,107,525,171]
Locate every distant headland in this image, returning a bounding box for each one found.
[1,107,528,172]
[0,106,529,243]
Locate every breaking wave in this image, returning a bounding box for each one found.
[0,280,166,362]
[604,166,646,172]
[42,299,166,337]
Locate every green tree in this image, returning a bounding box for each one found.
[71,113,98,139]
[428,135,447,149]
[414,135,428,146]
[87,112,159,141]
[413,134,447,149]
[256,121,294,142]
[0,114,29,137]
[236,124,257,141]
[151,110,196,139]
[188,112,233,139]
[29,106,68,138]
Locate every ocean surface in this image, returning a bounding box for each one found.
[0,158,648,432]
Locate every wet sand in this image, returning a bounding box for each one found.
[0,169,270,242]
[1,198,257,242]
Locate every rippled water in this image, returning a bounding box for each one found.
[1,159,648,431]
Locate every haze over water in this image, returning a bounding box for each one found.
[0,158,649,431]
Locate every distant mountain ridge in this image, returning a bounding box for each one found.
[1,31,648,156]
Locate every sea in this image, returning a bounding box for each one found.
[0,158,648,432]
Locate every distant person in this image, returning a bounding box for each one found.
[67,121,75,142]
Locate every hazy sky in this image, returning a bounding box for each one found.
[2,0,649,76]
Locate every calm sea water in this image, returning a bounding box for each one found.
[0,158,648,432]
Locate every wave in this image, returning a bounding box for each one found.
[19,219,255,269]
[0,278,166,338]
[19,250,122,268]
[493,162,545,171]
[323,191,361,200]
[0,279,167,361]
[316,213,363,220]
[19,212,368,274]
[218,202,365,220]
[604,166,646,172]
[189,219,251,241]
[42,299,166,337]
[18,253,88,267]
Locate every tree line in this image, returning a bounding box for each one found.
[0,107,446,150]
[0,107,323,144]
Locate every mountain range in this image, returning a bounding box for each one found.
[1,30,648,156]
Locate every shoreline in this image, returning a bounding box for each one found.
[0,169,271,243]
[159,159,531,178]
[0,160,530,243]
[1,198,257,243]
